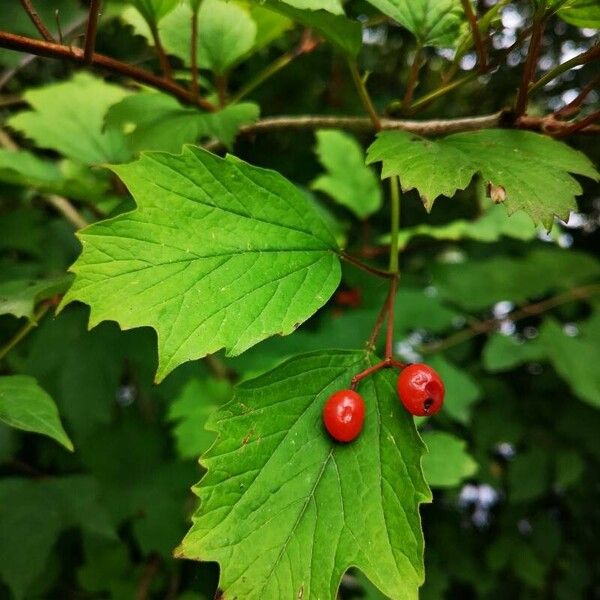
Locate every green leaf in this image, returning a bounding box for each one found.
[8,73,131,165]
[0,475,115,599]
[159,0,257,74]
[433,248,600,312]
[388,205,538,250]
[129,0,179,24]
[367,129,599,227]
[421,431,478,488]
[311,130,382,219]
[0,148,62,187]
[274,0,345,15]
[0,375,73,451]
[178,350,431,600]
[555,449,585,490]
[539,318,600,408]
[106,91,259,152]
[557,0,600,28]
[249,3,294,49]
[508,447,550,503]
[262,0,362,56]
[23,306,127,441]
[427,356,481,424]
[364,0,463,47]
[168,377,233,459]
[483,333,546,372]
[0,275,72,321]
[62,148,341,381]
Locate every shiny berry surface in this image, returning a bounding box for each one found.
[397,363,445,416]
[322,389,365,442]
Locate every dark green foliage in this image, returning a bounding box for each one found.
[0,0,599,598]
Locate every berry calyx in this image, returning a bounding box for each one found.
[397,363,445,416]
[323,389,365,442]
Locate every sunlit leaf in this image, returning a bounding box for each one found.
[367,129,599,227]
[312,130,382,219]
[62,148,341,381]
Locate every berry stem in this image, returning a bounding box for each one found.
[350,357,407,390]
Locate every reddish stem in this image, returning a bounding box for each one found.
[0,30,216,111]
[83,0,101,64]
[19,0,55,42]
[515,13,545,116]
[350,357,406,390]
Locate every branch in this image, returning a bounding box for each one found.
[528,43,600,95]
[348,60,381,130]
[516,112,600,135]
[515,10,546,116]
[460,0,487,71]
[19,0,55,42]
[339,251,393,279]
[83,0,102,64]
[149,23,173,80]
[555,109,600,138]
[0,14,88,91]
[0,303,50,361]
[554,74,600,118]
[190,7,200,99]
[0,31,216,111]
[45,194,89,229]
[401,45,423,111]
[420,284,600,354]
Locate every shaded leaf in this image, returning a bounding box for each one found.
[106,91,259,152]
[263,0,362,56]
[168,377,233,459]
[539,318,600,408]
[432,248,599,311]
[482,332,546,372]
[8,73,131,165]
[0,475,115,599]
[427,356,481,424]
[421,431,478,488]
[312,130,382,219]
[387,205,538,249]
[62,148,341,381]
[0,275,72,321]
[556,0,600,27]
[159,1,257,74]
[129,0,179,24]
[0,375,73,451]
[179,350,431,600]
[364,0,463,47]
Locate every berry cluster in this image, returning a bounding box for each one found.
[323,363,445,443]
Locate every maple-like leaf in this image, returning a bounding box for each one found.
[178,350,431,600]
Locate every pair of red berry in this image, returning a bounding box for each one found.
[323,363,445,442]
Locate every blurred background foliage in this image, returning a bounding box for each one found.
[0,0,599,598]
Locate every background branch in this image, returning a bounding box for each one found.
[515,10,546,115]
[83,0,101,64]
[460,0,487,71]
[420,284,600,354]
[19,0,55,42]
[0,31,215,111]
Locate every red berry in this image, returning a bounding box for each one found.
[323,389,365,442]
[397,364,444,416]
